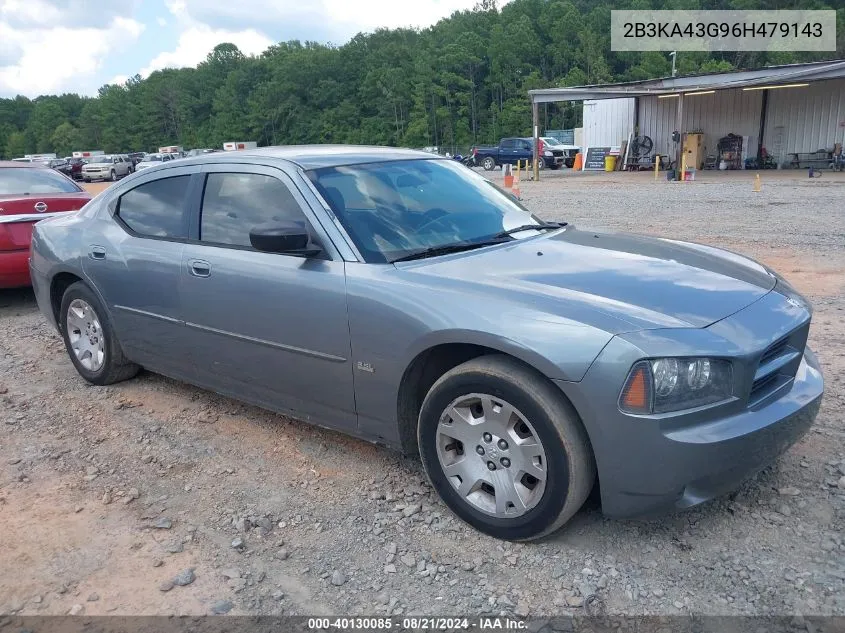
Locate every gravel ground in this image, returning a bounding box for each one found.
[1,171,844,617]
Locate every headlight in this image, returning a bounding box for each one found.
[543,150,553,156]
[619,357,733,414]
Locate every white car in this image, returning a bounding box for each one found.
[540,138,581,168]
[134,153,177,171]
[81,154,133,182]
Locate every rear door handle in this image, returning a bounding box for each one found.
[89,245,106,260]
[188,259,211,278]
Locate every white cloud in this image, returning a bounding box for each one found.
[157,17,168,27]
[0,17,144,97]
[140,25,273,76]
[1,0,140,29]
[170,0,501,43]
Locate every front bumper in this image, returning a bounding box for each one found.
[559,349,822,518]
[82,171,109,180]
[556,290,824,519]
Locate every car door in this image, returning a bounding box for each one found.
[81,165,202,375]
[180,163,356,431]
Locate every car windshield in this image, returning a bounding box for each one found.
[89,156,112,163]
[0,167,82,194]
[308,158,546,263]
[145,154,163,162]
[542,138,563,146]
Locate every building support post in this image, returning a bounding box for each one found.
[757,89,769,165]
[533,99,540,182]
[675,92,684,181]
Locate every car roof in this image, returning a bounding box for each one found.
[176,145,440,170]
[0,160,49,169]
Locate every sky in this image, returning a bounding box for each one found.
[0,0,503,99]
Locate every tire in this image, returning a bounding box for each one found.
[482,156,496,171]
[110,170,116,182]
[537,159,546,170]
[418,355,595,541]
[60,281,139,386]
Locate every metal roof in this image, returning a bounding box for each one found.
[530,59,845,103]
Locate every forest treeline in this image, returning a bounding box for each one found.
[1,0,842,158]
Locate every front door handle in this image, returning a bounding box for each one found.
[89,245,106,260]
[188,259,211,278]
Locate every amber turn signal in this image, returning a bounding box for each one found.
[619,362,653,414]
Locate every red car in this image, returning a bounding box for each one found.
[0,161,91,288]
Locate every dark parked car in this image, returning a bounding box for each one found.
[64,157,87,180]
[127,152,146,166]
[47,158,73,178]
[473,137,565,171]
[29,146,823,540]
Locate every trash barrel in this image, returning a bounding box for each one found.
[604,156,617,172]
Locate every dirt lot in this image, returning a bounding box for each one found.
[1,172,844,617]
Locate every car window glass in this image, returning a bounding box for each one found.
[117,175,190,239]
[501,139,514,149]
[0,167,82,194]
[200,172,308,248]
[309,159,540,263]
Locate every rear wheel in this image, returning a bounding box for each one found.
[110,170,116,182]
[482,157,496,171]
[60,282,139,385]
[418,355,595,541]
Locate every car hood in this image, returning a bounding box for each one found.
[397,227,776,332]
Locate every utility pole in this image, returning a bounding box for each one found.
[670,51,677,77]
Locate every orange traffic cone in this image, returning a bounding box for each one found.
[572,152,583,171]
[503,164,513,188]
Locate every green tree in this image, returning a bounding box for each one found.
[5,130,28,158]
[50,122,82,157]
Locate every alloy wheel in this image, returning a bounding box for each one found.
[66,299,105,372]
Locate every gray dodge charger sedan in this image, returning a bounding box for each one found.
[29,146,824,540]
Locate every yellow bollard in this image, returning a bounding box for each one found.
[654,154,659,180]
[681,153,687,182]
[516,160,521,182]
[753,173,762,192]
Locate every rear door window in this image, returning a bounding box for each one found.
[116,176,191,239]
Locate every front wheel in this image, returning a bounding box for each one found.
[482,157,496,171]
[60,282,140,385]
[110,170,116,182]
[418,355,595,541]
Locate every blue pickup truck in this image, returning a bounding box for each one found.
[472,137,566,171]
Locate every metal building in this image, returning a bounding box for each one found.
[528,59,845,178]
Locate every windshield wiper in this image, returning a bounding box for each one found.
[491,221,565,239]
[391,239,507,263]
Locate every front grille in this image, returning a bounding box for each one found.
[748,323,809,407]
[759,335,789,366]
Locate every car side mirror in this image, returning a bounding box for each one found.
[249,223,321,257]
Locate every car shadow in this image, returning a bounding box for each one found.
[0,287,37,311]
